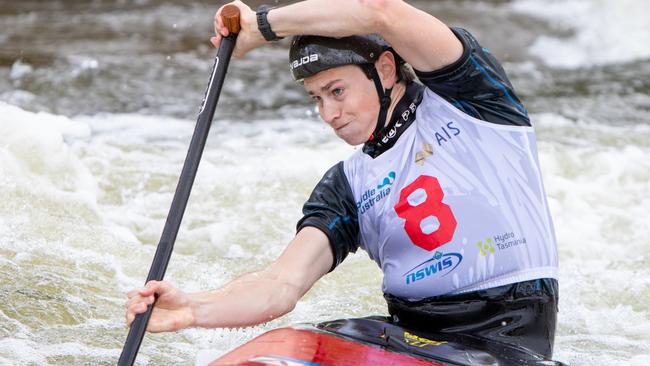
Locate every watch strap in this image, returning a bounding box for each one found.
[256,5,284,42]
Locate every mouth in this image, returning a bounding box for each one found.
[333,121,350,131]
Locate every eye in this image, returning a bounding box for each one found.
[332,88,344,97]
[310,95,322,103]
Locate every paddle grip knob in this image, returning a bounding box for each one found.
[221,5,241,34]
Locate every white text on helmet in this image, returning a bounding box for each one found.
[290,54,319,70]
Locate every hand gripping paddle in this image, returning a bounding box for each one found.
[118,5,240,365]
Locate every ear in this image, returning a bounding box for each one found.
[375,51,398,89]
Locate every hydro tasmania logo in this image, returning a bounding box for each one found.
[403,251,462,285]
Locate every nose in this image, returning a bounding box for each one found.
[319,100,341,126]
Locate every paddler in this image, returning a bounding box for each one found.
[126,0,560,358]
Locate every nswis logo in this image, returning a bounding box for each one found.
[403,251,462,285]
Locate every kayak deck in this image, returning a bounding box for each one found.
[209,317,566,366]
[210,327,442,366]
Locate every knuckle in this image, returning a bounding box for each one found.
[130,302,143,313]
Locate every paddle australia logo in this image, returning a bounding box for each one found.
[357,171,395,215]
[403,250,462,285]
[290,54,319,70]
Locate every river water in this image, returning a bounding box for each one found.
[0,0,649,365]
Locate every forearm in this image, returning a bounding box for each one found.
[189,269,302,328]
[269,0,389,39]
[267,0,462,71]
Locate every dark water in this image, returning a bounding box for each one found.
[2,0,648,126]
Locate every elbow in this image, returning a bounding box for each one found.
[272,300,297,321]
[274,285,301,317]
[261,282,301,323]
[356,0,398,33]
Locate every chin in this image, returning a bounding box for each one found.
[334,124,372,145]
[338,133,366,146]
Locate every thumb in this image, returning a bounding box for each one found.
[143,280,173,296]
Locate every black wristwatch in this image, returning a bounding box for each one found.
[256,5,284,42]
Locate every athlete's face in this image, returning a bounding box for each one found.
[303,65,380,145]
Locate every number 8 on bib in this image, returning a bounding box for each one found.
[394,175,457,251]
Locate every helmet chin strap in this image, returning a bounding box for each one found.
[367,65,393,142]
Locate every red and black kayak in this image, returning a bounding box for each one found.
[209,317,565,366]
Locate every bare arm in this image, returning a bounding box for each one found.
[126,227,333,331]
[213,0,462,72]
[191,227,332,328]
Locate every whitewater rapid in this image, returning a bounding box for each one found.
[1,0,649,365]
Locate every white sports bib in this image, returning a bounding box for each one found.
[344,89,558,300]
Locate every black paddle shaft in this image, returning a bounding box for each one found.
[118,30,238,366]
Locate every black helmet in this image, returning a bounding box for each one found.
[289,34,392,82]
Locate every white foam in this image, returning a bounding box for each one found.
[0,338,47,365]
[510,0,650,68]
[0,102,96,199]
[533,112,650,364]
[1,104,648,364]
[9,60,33,80]
[76,113,194,144]
[0,89,37,105]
